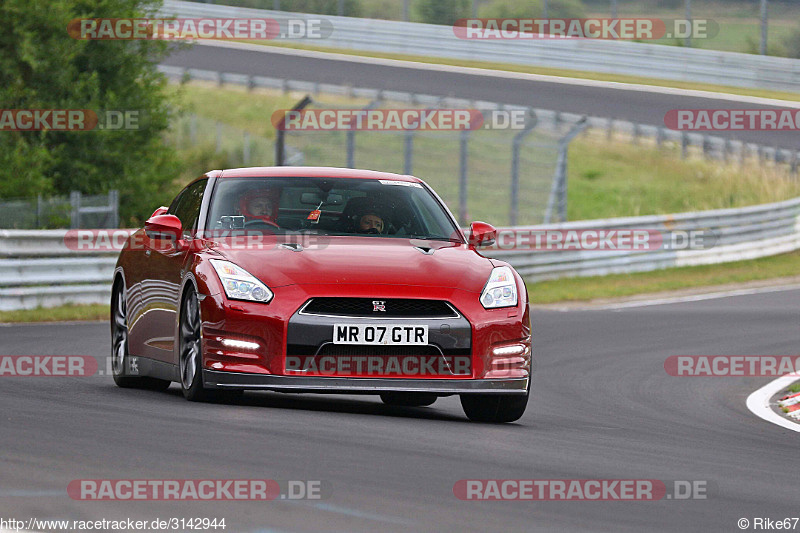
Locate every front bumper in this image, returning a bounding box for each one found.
[203,369,529,395]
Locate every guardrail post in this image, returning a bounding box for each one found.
[459,130,470,225]
[275,95,313,166]
[545,117,587,224]
[190,114,197,146]
[36,194,43,228]
[109,190,119,229]
[404,129,414,175]
[347,100,380,169]
[510,110,538,226]
[681,133,688,159]
[70,191,81,229]
[792,151,798,175]
[656,126,664,147]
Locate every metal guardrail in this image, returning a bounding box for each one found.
[1,197,799,310]
[161,0,800,93]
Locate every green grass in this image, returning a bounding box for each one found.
[526,249,800,304]
[0,304,109,324]
[170,83,800,225]
[786,383,800,394]
[567,137,800,220]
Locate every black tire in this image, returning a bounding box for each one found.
[379,392,437,407]
[179,289,214,402]
[460,383,530,423]
[111,280,170,391]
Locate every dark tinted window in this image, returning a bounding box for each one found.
[169,179,207,235]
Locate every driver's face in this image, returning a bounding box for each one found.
[359,214,384,233]
[247,196,273,217]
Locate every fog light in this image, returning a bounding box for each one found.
[492,344,526,357]
[221,338,260,351]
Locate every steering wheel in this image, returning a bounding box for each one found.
[243,219,279,229]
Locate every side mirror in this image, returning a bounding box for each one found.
[468,221,497,248]
[150,206,169,218]
[144,214,182,241]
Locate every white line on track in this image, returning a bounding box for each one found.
[585,284,800,311]
[747,374,800,433]
[194,40,800,108]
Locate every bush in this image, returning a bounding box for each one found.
[414,0,470,26]
[781,26,800,58]
[0,0,181,225]
[478,0,585,19]
[200,0,362,16]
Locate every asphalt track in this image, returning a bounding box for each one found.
[1,289,798,532]
[162,43,800,149]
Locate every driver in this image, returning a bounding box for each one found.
[357,211,384,234]
[239,189,280,228]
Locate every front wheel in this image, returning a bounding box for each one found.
[179,289,212,401]
[460,385,529,423]
[111,281,170,391]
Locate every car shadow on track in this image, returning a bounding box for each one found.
[132,385,473,423]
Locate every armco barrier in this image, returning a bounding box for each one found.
[161,0,800,93]
[1,197,800,310]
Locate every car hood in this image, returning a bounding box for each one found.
[206,236,493,292]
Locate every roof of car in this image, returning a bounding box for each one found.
[218,167,422,183]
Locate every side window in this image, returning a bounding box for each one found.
[169,179,207,236]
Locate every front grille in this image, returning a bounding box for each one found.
[301,298,458,318]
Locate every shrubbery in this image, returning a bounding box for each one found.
[478,0,585,19]
[0,0,180,225]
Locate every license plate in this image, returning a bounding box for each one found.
[333,324,429,345]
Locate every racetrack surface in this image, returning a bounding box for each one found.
[162,43,800,150]
[1,289,798,532]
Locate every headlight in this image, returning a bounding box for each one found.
[480,266,518,309]
[210,259,273,303]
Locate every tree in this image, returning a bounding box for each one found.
[0,0,180,224]
[414,0,470,26]
[479,0,585,19]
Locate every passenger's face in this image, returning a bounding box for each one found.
[247,196,273,217]
[359,214,384,233]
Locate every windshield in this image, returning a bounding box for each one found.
[205,176,462,242]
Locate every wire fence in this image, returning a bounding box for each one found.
[0,191,119,230]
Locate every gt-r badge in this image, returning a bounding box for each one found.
[372,301,386,312]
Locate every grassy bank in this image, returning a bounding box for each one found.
[526,249,800,304]
[171,82,800,225]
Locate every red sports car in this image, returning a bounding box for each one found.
[111,167,531,422]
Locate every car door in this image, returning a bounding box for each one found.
[132,179,208,364]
